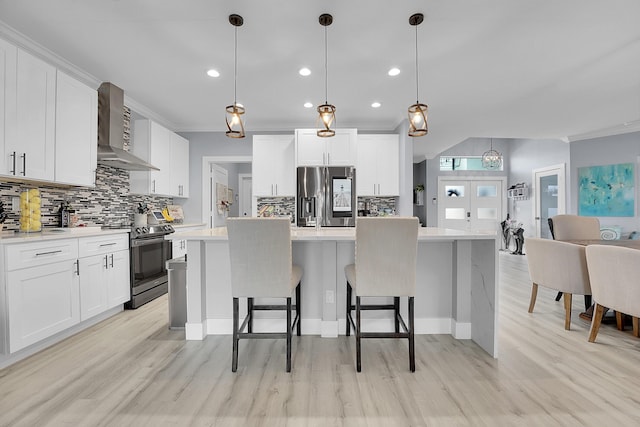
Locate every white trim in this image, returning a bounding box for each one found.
[451,320,472,339]
[320,321,339,338]
[185,322,207,340]
[237,173,252,217]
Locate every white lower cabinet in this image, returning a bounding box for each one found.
[2,233,129,354]
[5,239,80,353]
[172,239,187,259]
[78,234,130,321]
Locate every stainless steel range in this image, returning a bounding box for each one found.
[125,224,174,309]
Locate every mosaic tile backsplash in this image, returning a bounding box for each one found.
[0,164,173,231]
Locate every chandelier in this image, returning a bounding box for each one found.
[316,13,336,137]
[408,13,428,137]
[482,138,503,170]
[225,14,245,138]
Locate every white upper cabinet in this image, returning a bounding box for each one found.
[130,119,173,196]
[356,134,399,196]
[0,38,17,176]
[3,48,56,181]
[54,71,98,186]
[170,132,189,198]
[295,128,357,166]
[253,134,295,197]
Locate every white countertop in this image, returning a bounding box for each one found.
[0,227,130,244]
[168,226,497,242]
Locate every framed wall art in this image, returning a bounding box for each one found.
[578,163,634,217]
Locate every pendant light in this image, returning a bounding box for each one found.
[408,13,428,137]
[225,14,245,138]
[482,138,503,170]
[317,13,336,138]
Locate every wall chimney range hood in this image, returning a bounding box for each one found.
[97,82,159,171]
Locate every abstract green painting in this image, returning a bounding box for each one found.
[578,163,635,217]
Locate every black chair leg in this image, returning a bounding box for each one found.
[409,297,415,372]
[286,297,292,373]
[232,297,239,372]
[394,297,400,333]
[346,283,352,336]
[247,297,254,333]
[584,295,592,312]
[296,283,301,336]
[356,296,362,372]
[555,291,563,301]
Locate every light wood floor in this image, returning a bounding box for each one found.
[1,252,640,426]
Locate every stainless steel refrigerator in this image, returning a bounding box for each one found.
[297,166,356,227]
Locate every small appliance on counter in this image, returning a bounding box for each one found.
[58,201,76,227]
[147,210,166,225]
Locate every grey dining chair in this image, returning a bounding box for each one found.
[525,237,592,330]
[585,244,640,342]
[226,217,303,372]
[345,216,419,372]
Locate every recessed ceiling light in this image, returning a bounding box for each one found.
[388,67,400,76]
[299,67,311,76]
[304,102,313,108]
[371,102,381,108]
[207,69,220,78]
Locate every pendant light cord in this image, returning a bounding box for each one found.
[324,25,328,104]
[234,25,238,105]
[414,23,419,104]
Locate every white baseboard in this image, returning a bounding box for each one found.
[185,322,207,340]
[338,317,454,335]
[202,318,322,336]
[451,320,472,339]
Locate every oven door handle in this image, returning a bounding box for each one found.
[130,237,168,247]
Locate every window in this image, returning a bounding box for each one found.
[440,156,504,171]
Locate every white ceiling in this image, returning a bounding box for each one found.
[1,0,640,160]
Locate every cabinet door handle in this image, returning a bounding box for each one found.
[10,151,16,175]
[104,255,109,269]
[99,242,117,247]
[110,253,114,268]
[327,153,330,165]
[36,250,62,257]
[20,153,26,176]
[152,180,156,193]
[75,260,80,276]
[373,184,376,195]
[275,184,278,195]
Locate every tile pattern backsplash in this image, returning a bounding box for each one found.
[0,165,173,231]
[257,197,295,221]
[357,196,397,215]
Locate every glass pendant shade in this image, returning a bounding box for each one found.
[408,102,428,137]
[225,103,245,138]
[316,103,336,137]
[482,139,503,170]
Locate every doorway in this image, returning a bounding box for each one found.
[201,156,252,227]
[437,177,506,231]
[238,173,252,217]
[210,164,228,228]
[533,164,565,238]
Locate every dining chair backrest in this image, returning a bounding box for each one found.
[226,217,293,298]
[525,237,591,295]
[585,244,640,318]
[550,214,601,241]
[354,217,419,297]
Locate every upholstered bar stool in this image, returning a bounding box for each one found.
[345,217,419,372]
[226,218,302,372]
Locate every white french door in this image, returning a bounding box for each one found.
[533,164,565,238]
[438,177,505,231]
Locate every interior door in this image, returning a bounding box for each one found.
[533,164,565,238]
[438,178,504,231]
[238,174,252,216]
[210,164,229,228]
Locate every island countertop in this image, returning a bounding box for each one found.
[168,226,497,242]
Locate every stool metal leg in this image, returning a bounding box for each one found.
[409,296,415,372]
[356,296,362,372]
[247,297,254,333]
[286,297,292,372]
[232,297,239,372]
[394,297,400,333]
[346,283,352,336]
[296,283,301,336]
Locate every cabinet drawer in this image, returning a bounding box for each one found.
[78,234,129,256]
[6,239,78,271]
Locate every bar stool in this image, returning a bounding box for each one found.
[226,218,302,372]
[345,217,419,372]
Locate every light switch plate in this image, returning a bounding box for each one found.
[325,290,335,304]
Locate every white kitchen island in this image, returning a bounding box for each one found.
[168,226,499,357]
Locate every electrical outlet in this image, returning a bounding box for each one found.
[12,196,20,212]
[325,290,335,304]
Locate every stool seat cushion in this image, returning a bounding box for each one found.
[345,264,356,288]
